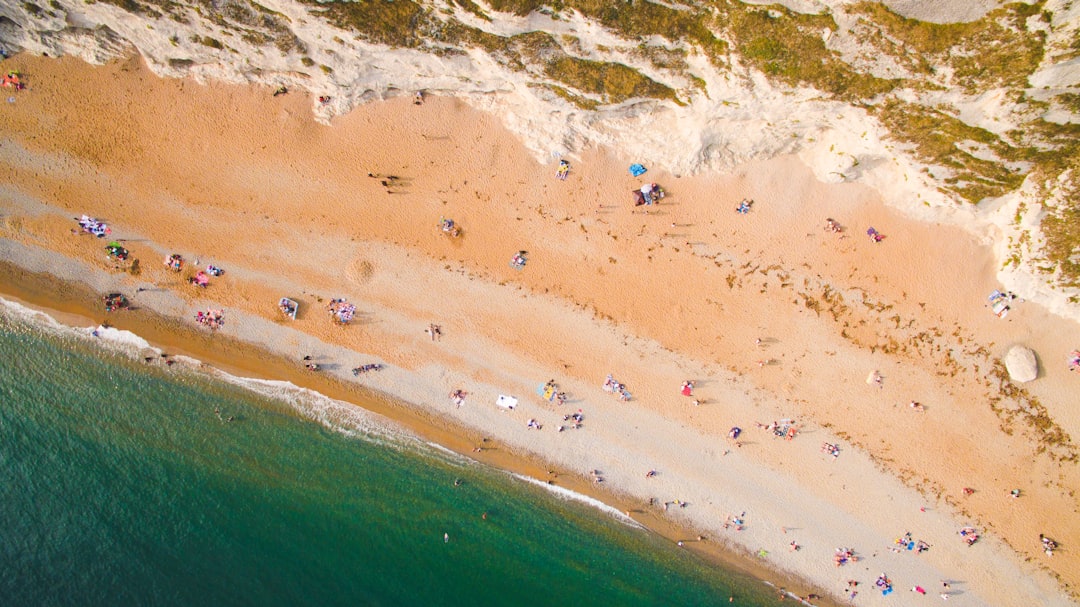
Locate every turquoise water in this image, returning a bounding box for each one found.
[0,305,781,606]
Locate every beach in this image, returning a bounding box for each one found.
[1,53,1078,606]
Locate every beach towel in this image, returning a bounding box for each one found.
[629,163,647,176]
[496,395,518,410]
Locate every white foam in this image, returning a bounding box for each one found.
[89,324,154,350]
[0,296,68,329]
[512,473,643,528]
[214,373,411,444]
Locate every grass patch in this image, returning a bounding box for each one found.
[193,35,225,49]
[875,100,1026,203]
[93,0,163,19]
[545,55,677,104]
[1055,93,1080,114]
[724,2,896,101]
[848,1,1046,92]
[1038,167,1080,288]
[534,83,600,110]
[300,0,429,48]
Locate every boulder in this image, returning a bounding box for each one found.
[1004,345,1038,383]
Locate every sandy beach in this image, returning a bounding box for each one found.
[1,53,1078,606]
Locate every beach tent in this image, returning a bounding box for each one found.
[496,395,518,410]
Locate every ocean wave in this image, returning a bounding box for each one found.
[88,324,154,350]
[0,296,67,329]
[0,296,155,357]
[0,295,426,452]
[512,472,643,529]
[208,372,422,447]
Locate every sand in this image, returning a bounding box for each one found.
[1,54,1078,606]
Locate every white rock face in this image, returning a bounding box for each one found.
[1,0,1079,325]
[1004,345,1039,383]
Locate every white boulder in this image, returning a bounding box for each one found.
[1004,345,1038,383]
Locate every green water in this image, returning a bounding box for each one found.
[0,304,781,606]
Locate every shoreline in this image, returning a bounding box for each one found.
[0,261,834,605]
[1,53,1077,606]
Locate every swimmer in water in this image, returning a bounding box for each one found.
[443,533,449,543]
[453,479,462,487]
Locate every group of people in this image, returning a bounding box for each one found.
[352,363,383,375]
[759,419,798,440]
[103,292,129,312]
[959,526,979,547]
[602,374,632,401]
[891,531,928,553]
[194,308,225,330]
[279,298,298,319]
[875,573,893,595]
[510,251,527,270]
[558,410,584,432]
[328,298,356,324]
[1040,534,1058,556]
[105,241,129,261]
[76,215,110,238]
[164,254,184,272]
[538,379,567,405]
[988,289,1016,318]
[3,70,25,91]
[439,218,461,237]
[189,270,210,288]
[824,218,843,233]
[821,442,840,459]
[834,547,858,567]
[1069,350,1080,372]
[632,183,664,206]
[449,389,468,407]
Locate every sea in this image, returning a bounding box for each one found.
[0,298,782,606]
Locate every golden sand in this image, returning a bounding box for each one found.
[1,54,1077,605]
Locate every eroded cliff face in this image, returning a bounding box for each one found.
[2,0,1079,317]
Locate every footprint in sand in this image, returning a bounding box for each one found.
[346,258,375,287]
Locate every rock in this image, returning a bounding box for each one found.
[1004,346,1038,383]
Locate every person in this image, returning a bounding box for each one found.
[273,85,287,97]
[680,381,694,397]
[414,91,424,105]
[556,160,570,180]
